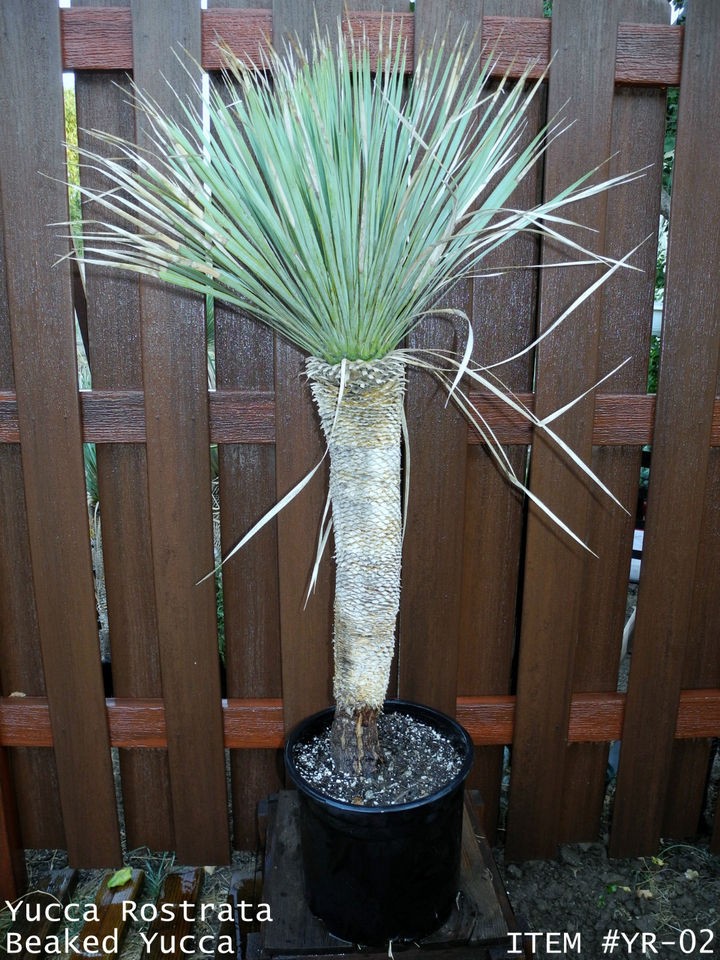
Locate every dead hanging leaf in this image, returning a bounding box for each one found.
[636,888,654,900]
[107,867,133,889]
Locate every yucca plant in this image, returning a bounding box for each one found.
[70,28,637,776]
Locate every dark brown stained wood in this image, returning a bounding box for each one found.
[60,8,684,86]
[661,330,720,838]
[611,0,720,858]
[505,1,623,861]
[615,21,683,87]
[217,870,258,958]
[202,8,272,71]
[209,390,276,442]
[73,868,144,959]
[663,447,720,838]
[8,388,720,446]
[481,15,549,79]
[0,746,25,899]
[220,699,284,747]
[75,0,173,854]
[1,690,718,748]
[131,0,229,864]
[0,151,63,851]
[210,0,283,849]
[397,0,478,718]
[457,0,543,842]
[80,390,146,441]
[62,6,134,70]
[560,0,668,844]
[143,869,203,960]
[271,1,339,734]
[261,792,340,953]
[590,394,657,445]
[2,868,77,950]
[272,0,344,50]
[203,9,415,73]
[0,0,121,867]
[0,388,677,444]
[272,333,334,735]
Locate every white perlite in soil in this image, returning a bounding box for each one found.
[292,713,464,806]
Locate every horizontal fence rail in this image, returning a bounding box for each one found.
[58,8,684,86]
[2,691,720,748]
[1,0,719,903]
[2,389,720,446]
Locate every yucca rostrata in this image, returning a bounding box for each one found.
[70,28,638,775]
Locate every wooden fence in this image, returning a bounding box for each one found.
[1,0,719,898]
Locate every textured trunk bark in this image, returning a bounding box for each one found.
[307,355,406,776]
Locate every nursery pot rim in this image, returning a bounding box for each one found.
[284,698,474,814]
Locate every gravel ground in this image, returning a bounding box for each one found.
[291,711,465,805]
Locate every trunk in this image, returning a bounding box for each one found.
[307,355,406,776]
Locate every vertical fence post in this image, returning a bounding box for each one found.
[457,0,544,843]
[0,747,26,900]
[558,0,667,844]
[272,0,342,735]
[397,2,476,719]
[211,0,284,848]
[0,0,121,867]
[74,0,173,853]
[0,22,63,854]
[505,0,628,861]
[130,0,230,864]
[611,0,720,857]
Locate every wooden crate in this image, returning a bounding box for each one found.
[243,791,529,960]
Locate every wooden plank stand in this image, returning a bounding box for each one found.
[245,791,527,960]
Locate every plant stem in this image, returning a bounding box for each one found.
[307,355,406,775]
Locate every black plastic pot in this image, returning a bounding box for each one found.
[284,700,474,945]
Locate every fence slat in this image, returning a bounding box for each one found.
[662,330,720,836]
[505,0,627,861]
[131,0,229,864]
[211,0,284,850]
[0,0,121,866]
[0,200,64,851]
[661,450,720,838]
[611,0,720,857]
[75,0,174,852]
[271,1,341,735]
[0,746,25,900]
[455,0,543,842]
[560,0,668,844]
[397,0,477,718]
[660,456,720,838]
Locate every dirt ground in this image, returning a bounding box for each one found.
[494,836,720,960]
[19,798,720,960]
[491,750,720,960]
